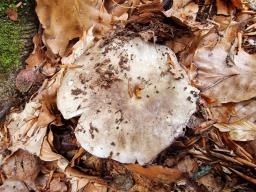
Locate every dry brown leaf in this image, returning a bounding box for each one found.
[65,167,107,192]
[176,156,198,177]
[49,177,68,192]
[210,98,256,123]
[125,164,182,183]
[5,70,64,157]
[1,150,40,187]
[61,27,95,65]
[41,63,58,77]
[81,183,107,192]
[25,34,46,70]
[35,0,111,56]
[39,137,64,162]
[104,0,130,17]
[6,8,18,21]
[214,120,256,141]
[196,173,223,192]
[164,0,212,30]
[37,101,55,128]
[193,25,256,104]
[0,180,29,192]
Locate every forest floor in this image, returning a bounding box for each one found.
[0,0,256,192]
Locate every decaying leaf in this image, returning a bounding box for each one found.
[61,27,95,65]
[6,70,64,156]
[214,120,256,141]
[0,180,29,192]
[196,173,223,192]
[210,98,256,123]
[25,34,46,70]
[49,177,68,192]
[35,0,111,56]
[1,149,40,187]
[57,32,199,164]
[164,0,212,30]
[193,25,256,104]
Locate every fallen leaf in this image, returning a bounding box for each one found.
[196,173,223,192]
[210,98,256,123]
[176,156,198,177]
[35,0,111,56]
[164,1,212,30]
[214,120,256,141]
[0,180,29,192]
[49,177,68,192]
[39,137,64,162]
[61,27,95,65]
[6,8,18,21]
[81,183,108,192]
[25,34,46,70]
[6,70,64,156]
[1,149,40,187]
[65,167,107,192]
[193,25,256,104]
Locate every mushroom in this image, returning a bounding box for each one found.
[57,34,199,164]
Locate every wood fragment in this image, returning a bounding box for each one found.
[229,167,256,185]
[209,151,243,165]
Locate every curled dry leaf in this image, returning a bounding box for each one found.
[25,34,46,70]
[57,33,199,164]
[0,180,29,192]
[193,25,256,104]
[214,120,256,141]
[35,0,111,56]
[61,27,95,65]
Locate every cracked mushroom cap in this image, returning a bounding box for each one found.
[57,35,199,164]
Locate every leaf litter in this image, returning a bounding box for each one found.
[1,0,256,191]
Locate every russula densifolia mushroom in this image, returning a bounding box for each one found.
[57,33,199,164]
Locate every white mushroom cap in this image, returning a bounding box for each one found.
[57,35,199,164]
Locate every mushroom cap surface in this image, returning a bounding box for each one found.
[57,36,199,164]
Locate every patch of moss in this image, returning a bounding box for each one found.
[0,0,34,73]
[0,19,23,72]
